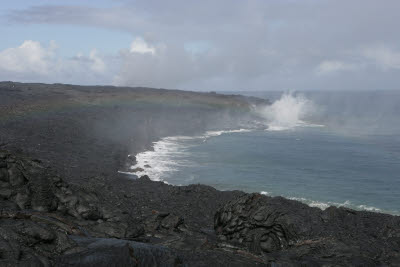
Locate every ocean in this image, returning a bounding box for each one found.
[129,91,400,215]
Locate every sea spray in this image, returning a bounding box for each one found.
[120,92,400,216]
[255,92,318,131]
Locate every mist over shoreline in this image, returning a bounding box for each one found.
[1,0,400,264]
[229,90,400,136]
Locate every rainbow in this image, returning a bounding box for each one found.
[0,84,254,122]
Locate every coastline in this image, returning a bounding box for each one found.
[0,82,399,266]
[124,128,254,181]
[125,127,399,216]
[0,81,266,183]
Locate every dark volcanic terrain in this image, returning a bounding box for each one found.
[0,82,399,266]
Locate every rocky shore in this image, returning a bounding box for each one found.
[0,82,399,266]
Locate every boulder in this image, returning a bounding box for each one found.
[0,188,12,199]
[214,193,400,265]
[0,168,9,182]
[215,193,321,254]
[15,192,30,209]
[76,202,102,220]
[145,212,185,233]
[7,165,25,186]
[30,176,57,212]
[127,154,136,165]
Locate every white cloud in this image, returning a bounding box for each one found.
[0,40,55,75]
[3,1,400,90]
[362,45,400,70]
[129,38,155,55]
[114,41,194,88]
[0,40,111,84]
[316,60,358,75]
[89,49,106,73]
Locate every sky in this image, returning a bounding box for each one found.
[0,0,399,91]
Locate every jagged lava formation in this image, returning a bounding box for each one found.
[0,82,399,266]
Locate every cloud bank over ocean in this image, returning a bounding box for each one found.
[1,0,400,91]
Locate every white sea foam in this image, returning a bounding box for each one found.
[126,128,252,181]
[205,129,252,137]
[258,192,386,213]
[286,196,382,213]
[129,138,192,181]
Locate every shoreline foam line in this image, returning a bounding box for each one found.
[260,191,399,215]
[121,125,398,216]
[125,128,253,181]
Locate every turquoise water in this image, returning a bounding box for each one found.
[131,91,400,215]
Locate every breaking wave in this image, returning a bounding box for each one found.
[126,129,252,181]
[287,196,384,213]
[260,191,393,214]
[118,91,400,216]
